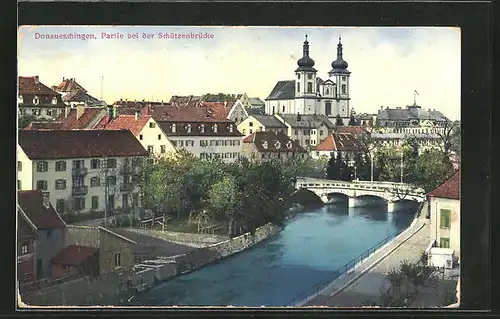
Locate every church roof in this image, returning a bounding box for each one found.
[266,80,296,100]
[278,114,335,129]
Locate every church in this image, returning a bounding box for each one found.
[265,35,352,123]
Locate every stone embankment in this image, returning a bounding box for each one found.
[19,223,281,307]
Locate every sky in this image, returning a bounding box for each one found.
[18,26,461,120]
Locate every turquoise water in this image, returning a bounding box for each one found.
[128,203,415,306]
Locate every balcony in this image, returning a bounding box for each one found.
[72,167,88,176]
[120,183,134,192]
[72,186,88,196]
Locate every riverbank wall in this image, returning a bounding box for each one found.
[18,223,281,307]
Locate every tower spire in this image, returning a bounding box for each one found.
[337,35,343,59]
[303,34,310,57]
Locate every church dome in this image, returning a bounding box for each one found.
[295,35,317,72]
[330,37,349,71]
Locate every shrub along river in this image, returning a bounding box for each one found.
[127,202,417,306]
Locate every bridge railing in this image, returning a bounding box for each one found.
[296,179,425,196]
[283,232,397,306]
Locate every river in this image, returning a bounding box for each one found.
[127,202,417,306]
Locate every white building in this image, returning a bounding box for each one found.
[427,170,460,264]
[17,129,148,215]
[265,36,352,123]
[274,113,335,149]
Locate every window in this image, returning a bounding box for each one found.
[55,179,66,190]
[17,161,22,171]
[229,124,233,133]
[249,122,253,127]
[440,237,450,248]
[17,180,21,190]
[187,124,192,133]
[319,130,324,136]
[171,124,176,133]
[325,102,332,116]
[213,124,218,133]
[21,243,28,255]
[91,159,100,170]
[107,158,117,169]
[33,96,39,105]
[297,83,300,93]
[73,160,84,169]
[342,84,346,94]
[90,177,100,187]
[36,161,48,172]
[342,76,346,81]
[307,82,313,93]
[114,252,122,268]
[440,209,451,228]
[52,97,57,105]
[308,74,313,80]
[139,134,144,140]
[123,194,129,208]
[92,196,99,209]
[149,122,156,128]
[107,176,116,186]
[249,129,253,134]
[55,161,66,171]
[179,141,184,147]
[242,129,246,135]
[56,199,65,214]
[282,105,285,113]
[297,74,301,79]
[73,197,85,211]
[36,180,47,191]
[161,145,166,153]
[326,88,330,94]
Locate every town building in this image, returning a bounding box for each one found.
[354,112,377,127]
[25,106,108,130]
[265,36,352,124]
[17,190,67,282]
[232,93,266,116]
[370,132,442,154]
[312,133,367,162]
[18,76,66,120]
[17,129,148,216]
[274,113,335,149]
[242,131,307,162]
[151,106,244,162]
[237,115,288,136]
[198,101,249,126]
[376,104,450,135]
[52,77,105,107]
[427,170,460,264]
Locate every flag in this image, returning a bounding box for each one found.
[414,90,419,95]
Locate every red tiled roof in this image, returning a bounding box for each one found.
[428,170,461,200]
[18,190,66,229]
[150,106,233,123]
[315,135,337,151]
[18,129,148,159]
[18,76,58,96]
[158,121,243,137]
[315,133,366,152]
[334,126,369,134]
[105,115,152,136]
[17,212,37,239]
[25,122,63,130]
[243,133,255,143]
[94,115,110,129]
[51,245,98,266]
[199,101,235,120]
[54,108,105,129]
[54,78,87,93]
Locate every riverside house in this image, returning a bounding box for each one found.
[312,132,367,162]
[17,129,148,216]
[274,113,335,149]
[242,131,308,162]
[237,115,288,137]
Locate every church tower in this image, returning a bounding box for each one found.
[294,35,318,115]
[328,36,351,117]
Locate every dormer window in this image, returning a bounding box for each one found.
[171,123,176,133]
[52,97,57,105]
[200,124,205,133]
[186,124,192,133]
[213,124,218,133]
[297,74,301,79]
[286,141,293,149]
[18,95,23,104]
[262,141,269,149]
[229,124,233,133]
[274,141,281,149]
[326,88,330,94]
[33,96,39,105]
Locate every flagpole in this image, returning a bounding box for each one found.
[414,90,416,106]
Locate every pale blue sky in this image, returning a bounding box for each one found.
[18,26,460,120]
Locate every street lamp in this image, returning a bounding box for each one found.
[400,151,404,184]
[370,153,374,182]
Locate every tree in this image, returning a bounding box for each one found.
[436,120,459,159]
[18,114,37,129]
[413,149,454,192]
[348,114,357,126]
[326,153,341,180]
[354,152,370,180]
[449,121,461,163]
[335,114,344,126]
[207,176,241,237]
[387,268,404,294]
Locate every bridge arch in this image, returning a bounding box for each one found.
[351,194,387,207]
[325,192,349,204]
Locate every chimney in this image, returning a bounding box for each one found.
[380,106,383,110]
[135,110,139,120]
[63,77,65,81]
[64,106,70,118]
[107,106,114,122]
[41,191,50,209]
[34,76,39,83]
[224,101,228,107]
[76,105,85,120]
[297,112,302,122]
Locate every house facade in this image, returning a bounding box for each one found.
[237,115,288,136]
[52,77,104,107]
[17,211,38,284]
[371,132,443,155]
[242,131,308,162]
[274,113,335,149]
[18,76,67,120]
[428,170,460,258]
[265,36,352,123]
[376,104,449,135]
[17,129,148,215]
[18,190,67,281]
[312,133,367,162]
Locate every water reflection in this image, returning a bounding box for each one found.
[351,204,388,221]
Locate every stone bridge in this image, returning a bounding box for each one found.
[295,177,426,212]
